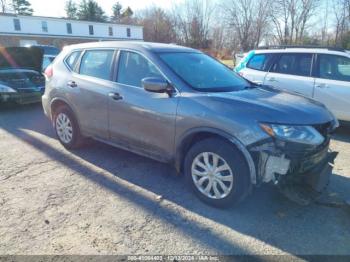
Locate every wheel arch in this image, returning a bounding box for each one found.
[175,127,257,184]
[50,98,81,129]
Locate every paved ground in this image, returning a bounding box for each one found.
[0,103,349,256]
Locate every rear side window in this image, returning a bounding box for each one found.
[317,54,350,82]
[65,51,81,70]
[79,50,115,80]
[117,51,163,87]
[247,53,274,71]
[272,53,312,77]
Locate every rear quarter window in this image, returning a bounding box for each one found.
[65,51,82,71]
[247,53,274,71]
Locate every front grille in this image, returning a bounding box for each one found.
[283,138,329,160]
[286,139,330,174]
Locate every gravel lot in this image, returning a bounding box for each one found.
[0,103,349,255]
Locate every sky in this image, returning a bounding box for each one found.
[29,0,181,18]
[26,0,332,34]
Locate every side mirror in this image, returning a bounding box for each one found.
[142,77,170,93]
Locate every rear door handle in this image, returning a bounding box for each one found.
[267,77,278,82]
[108,92,123,101]
[67,81,77,88]
[315,83,328,88]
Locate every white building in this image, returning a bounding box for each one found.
[0,13,143,48]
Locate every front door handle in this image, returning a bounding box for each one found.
[67,81,77,88]
[108,92,123,101]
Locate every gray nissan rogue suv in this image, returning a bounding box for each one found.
[42,42,338,207]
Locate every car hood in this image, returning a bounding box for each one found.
[0,47,44,73]
[208,86,335,125]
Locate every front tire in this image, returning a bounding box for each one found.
[53,105,83,149]
[184,138,251,208]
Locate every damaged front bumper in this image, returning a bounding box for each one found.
[249,133,338,204]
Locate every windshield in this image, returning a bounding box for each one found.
[158,52,250,92]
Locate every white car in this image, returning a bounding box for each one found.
[235,47,350,122]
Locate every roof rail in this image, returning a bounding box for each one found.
[257,45,346,52]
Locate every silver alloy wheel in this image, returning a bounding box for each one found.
[55,113,73,144]
[191,152,234,199]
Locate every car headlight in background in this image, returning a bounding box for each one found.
[260,123,324,146]
[0,84,17,93]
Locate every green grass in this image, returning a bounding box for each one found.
[220,59,234,68]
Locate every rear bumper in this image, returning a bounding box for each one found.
[0,91,43,104]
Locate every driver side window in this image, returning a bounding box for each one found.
[117,51,163,87]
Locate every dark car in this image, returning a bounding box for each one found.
[0,46,45,104]
[43,42,339,207]
[26,45,60,71]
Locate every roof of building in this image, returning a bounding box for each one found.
[0,12,143,28]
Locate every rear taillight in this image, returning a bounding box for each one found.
[44,65,53,78]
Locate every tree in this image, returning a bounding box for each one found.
[65,0,77,19]
[270,0,320,45]
[171,0,215,48]
[122,6,133,18]
[77,0,107,22]
[118,6,134,24]
[1,0,9,12]
[333,0,350,47]
[138,7,177,43]
[222,0,271,51]
[111,1,122,22]
[11,0,33,15]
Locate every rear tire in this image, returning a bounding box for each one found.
[53,105,84,149]
[184,138,251,208]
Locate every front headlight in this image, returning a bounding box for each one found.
[260,123,324,145]
[0,84,17,93]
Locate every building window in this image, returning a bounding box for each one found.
[126,28,131,37]
[66,23,72,34]
[13,19,21,31]
[108,26,113,36]
[89,25,94,35]
[41,21,48,32]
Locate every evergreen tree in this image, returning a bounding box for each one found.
[111,2,122,22]
[122,6,133,18]
[77,0,106,22]
[65,0,77,19]
[12,0,33,15]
